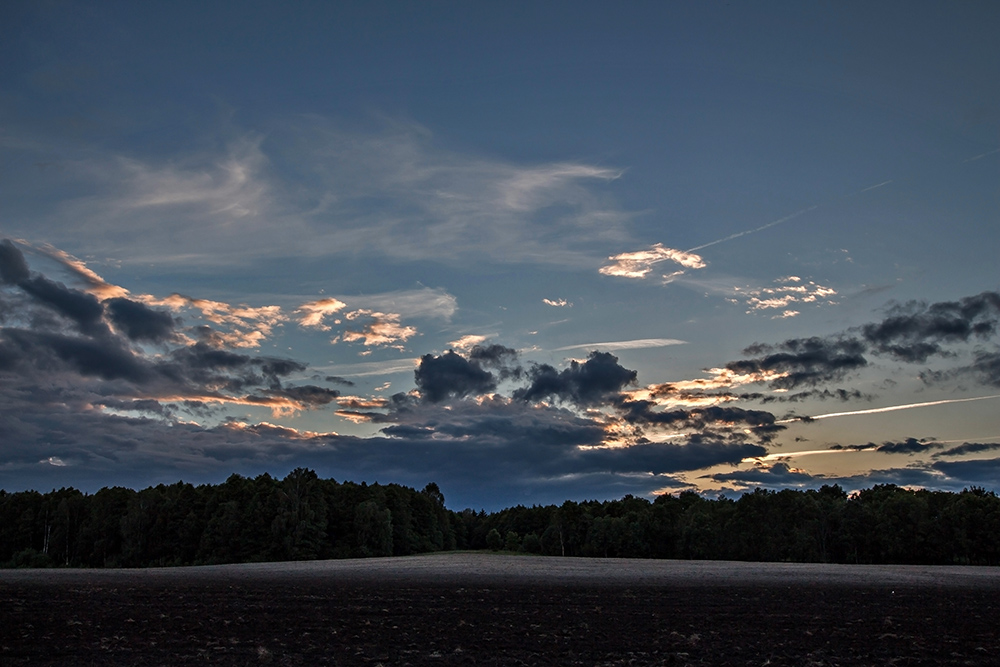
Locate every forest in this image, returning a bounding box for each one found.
[2,469,1000,567]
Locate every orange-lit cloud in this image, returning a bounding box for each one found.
[152,393,309,418]
[449,334,490,353]
[142,293,286,348]
[599,243,706,279]
[224,420,338,439]
[626,368,789,406]
[735,276,837,317]
[296,297,348,330]
[340,310,417,349]
[336,396,390,410]
[28,241,130,300]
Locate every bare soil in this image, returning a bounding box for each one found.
[3,554,999,666]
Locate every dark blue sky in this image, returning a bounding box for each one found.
[1,1,999,509]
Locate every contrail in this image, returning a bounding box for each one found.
[966,148,1000,162]
[744,448,867,463]
[776,394,1000,424]
[859,180,893,193]
[686,206,820,253]
[686,177,891,254]
[682,144,997,255]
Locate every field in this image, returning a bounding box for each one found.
[3,553,1000,665]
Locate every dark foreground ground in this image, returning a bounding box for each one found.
[3,554,999,666]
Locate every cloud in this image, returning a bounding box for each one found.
[449,334,489,353]
[599,243,706,279]
[737,276,838,316]
[296,297,347,330]
[860,292,1000,362]
[934,442,1000,458]
[144,292,286,349]
[468,344,521,376]
[28,243,129,300]
[708,462,816,487]
[105,297,179,343]
[875,438,944,455]
[413,350,498,403]
[352,287,458,321]
[618,402,781,433]
[514,351,638,407]
[543,298,571,307]
[726,337,868,390]
[316,358,420,378]
[0,240,31,284]
[552,338,687,352]
[0,241,340,421]
[340,310,417,349]
[10,118,638,271]
[298,287,455,349]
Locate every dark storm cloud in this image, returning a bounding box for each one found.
[266,384,341,407]
[379,396,606,448]
[970,350,1000,387]
[707,462,959,494]
[860,292,1000,362]
[934,442,1000,458]
[161,342,307,391]
[828,443,878,452]
[95,398,175,416]
[727,337,868,390]
[875,438,943,455]
[0,390,746,509]
[0,249,323,421]
[468,343,522,379]
[18,275,107,335]
[758,388,874,403]
[580,438,767,475]
[414,350,497,402]
[0,240,31,284]
[514,351,637,406]
[919,349,1000,388]
[620,403,777,428]
[930,458,1000,487]
[1,328,153,382]
[708,462,815,486]
[105,297,178,342]
[617,401,783,441]
[725,292,1000,395]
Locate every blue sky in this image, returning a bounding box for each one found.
[2,1,999,509]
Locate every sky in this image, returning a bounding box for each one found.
[1,1,999,510]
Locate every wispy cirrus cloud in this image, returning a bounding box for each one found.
[8,118,636,270]
[552,338,687,352]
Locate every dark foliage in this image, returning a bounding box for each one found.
[0,470,454,567]
[3,475,1000,567]
[454,484,1000,565]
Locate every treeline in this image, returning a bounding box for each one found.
[3,472,1000,567]
[0,469,454,568]
[460,485,1000,565]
